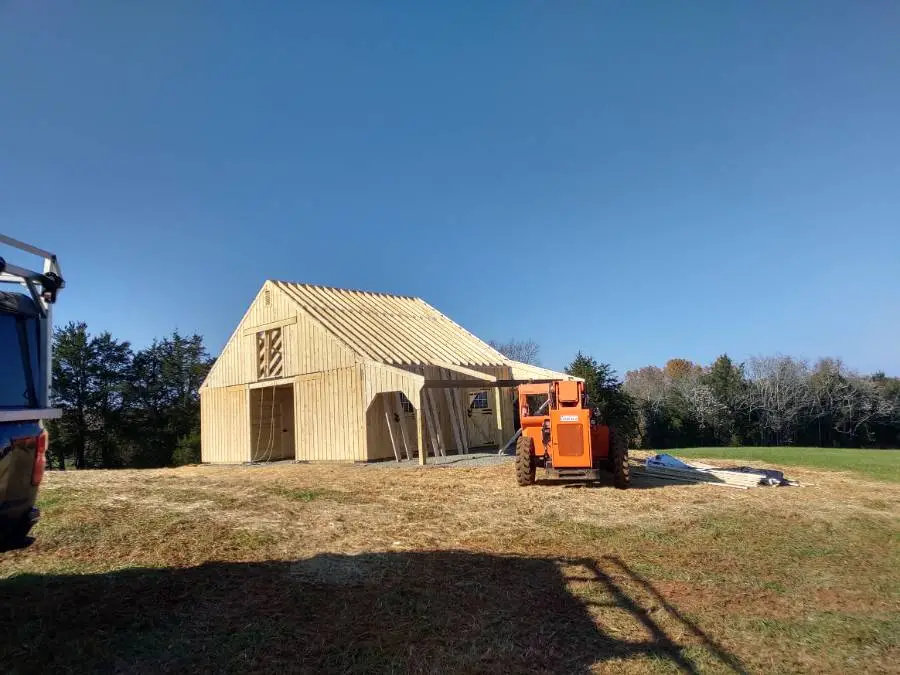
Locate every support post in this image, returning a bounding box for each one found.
[383,397,402,462]
[245,386,252,462]
[493,387,505,447]
[441,369,466,455]
[417,389,427,466]
[454,386,469,454]
[393,393,413,460]
[423,392,443,457]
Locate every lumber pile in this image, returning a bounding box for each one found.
[633,462,763,489]
[634,453,797,489]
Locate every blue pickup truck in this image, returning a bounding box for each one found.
[0,235,63,548]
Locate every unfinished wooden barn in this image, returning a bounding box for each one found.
[200,281,574,464]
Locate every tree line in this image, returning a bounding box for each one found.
[48,322,211,470]
[493,341,900,449]
[46,327,900,471]
[624,355,900,449]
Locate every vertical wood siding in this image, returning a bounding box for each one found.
[201,387,250,463]
[362,362,424,460]
[202,282,357,389]
[411,365,517,455]
[476,364,515,446]
[294,366,366,461]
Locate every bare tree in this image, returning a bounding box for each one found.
[489,339,540,365]
[682,381,727,431]
[624,366,668,412]
[834,375,893,443]
[745,356,812,445]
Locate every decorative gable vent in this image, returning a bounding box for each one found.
[256,327,283,379]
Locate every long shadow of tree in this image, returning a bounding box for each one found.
[2,551,745,674]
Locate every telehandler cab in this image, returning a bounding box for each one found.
[515,380,629,489]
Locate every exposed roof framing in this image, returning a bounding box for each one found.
[273,281,508,368]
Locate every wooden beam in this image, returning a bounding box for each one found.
[417,390,427,466]
[248,375,297,390]
[245,386,252,462]
[423,378,561,389]
[425,390,446,456]
[440,369,466,455]
[422,394,441,457]
[241,315,298,336]
[432,362,497,382]
[443,387,464,455]
[449,370,469,454]
[493,387,505,447]
[454,383,469,454]
[393,393,413,460]
[383,398,402,462]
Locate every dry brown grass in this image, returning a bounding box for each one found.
[2,460,899,674]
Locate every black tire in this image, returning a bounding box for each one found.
[609,427,630,490]
[515,434,536,486]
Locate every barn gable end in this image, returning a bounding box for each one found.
[202,281,358,390]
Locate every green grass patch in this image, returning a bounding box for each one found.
[664,446,900,482]
[733,612,900,672]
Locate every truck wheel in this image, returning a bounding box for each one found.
[609,427,630,490]
[515,434,536,486]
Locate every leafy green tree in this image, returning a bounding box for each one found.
[49,322,132,468]
[49,322,91,469]
[701,354,748,444]
[122,331,211,467]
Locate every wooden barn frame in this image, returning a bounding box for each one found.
[200,281,575,465]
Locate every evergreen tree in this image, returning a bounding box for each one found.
[565,351,638,439]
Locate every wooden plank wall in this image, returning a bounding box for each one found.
[362,362,424,461]
[475,364,516,446]
[362,364,518,460]
[202,281,362,463]
[294,366,366,461]
[423,364,516,453]
[202,281,357,389]
[201,387,250,463]
[423,366,463,454]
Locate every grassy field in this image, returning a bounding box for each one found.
[1,453,899,674]
[666,447,900,483]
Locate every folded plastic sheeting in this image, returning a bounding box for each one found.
[718,466,800,487]
[646,454,696,471]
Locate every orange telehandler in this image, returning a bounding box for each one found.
[514,380,629,489]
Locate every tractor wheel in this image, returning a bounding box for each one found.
[515,434,536,486]
[609,427,630,490]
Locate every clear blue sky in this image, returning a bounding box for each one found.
[1,2,898,375]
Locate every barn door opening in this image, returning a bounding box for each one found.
[465,389,495,449]
[250,384,295,462]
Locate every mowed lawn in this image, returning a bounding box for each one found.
[2,452,899,674]
[667,447,900,483]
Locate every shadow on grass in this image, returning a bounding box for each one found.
[535,472,700,490]
[0,535,34,553]
[2,552,745,674]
